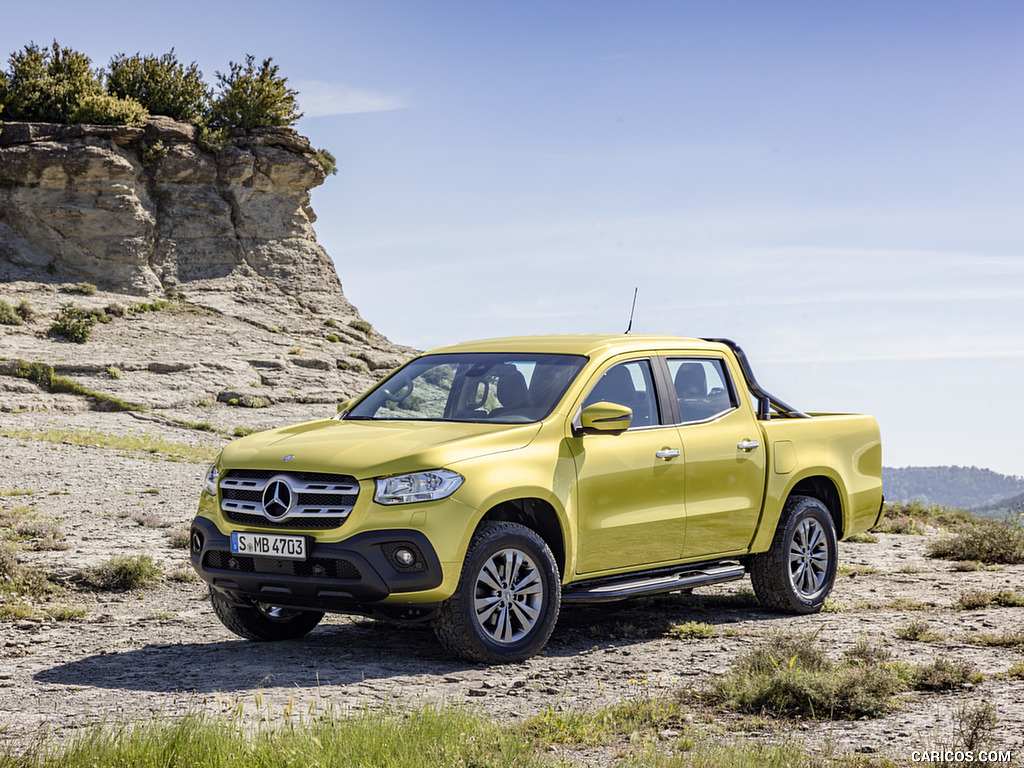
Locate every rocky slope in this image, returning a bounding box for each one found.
[0,117,413,410]
[1,408,1023,764]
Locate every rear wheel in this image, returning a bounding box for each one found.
[210,587,324,641]
[749,495,837,613]
[433,522,560,663]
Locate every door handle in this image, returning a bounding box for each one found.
[737,440,760,451]
[655,449,681,459]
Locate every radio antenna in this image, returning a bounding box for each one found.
[624,287,638,334]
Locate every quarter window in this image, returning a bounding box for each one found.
[667,358,737,423]
[583,360,660,428]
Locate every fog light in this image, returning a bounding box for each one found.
[191,531,204,553]
[393,548,415,567]
[312,563,326,577]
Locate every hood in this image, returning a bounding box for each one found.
[219,418,543,478]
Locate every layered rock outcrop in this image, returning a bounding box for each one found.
[0,118,413,411]
[0,117,356,321]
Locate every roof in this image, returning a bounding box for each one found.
[425,334,729,358]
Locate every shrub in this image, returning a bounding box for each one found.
[315,147,338,176]
[874,501,975,535]
[0,541,54,599]
[928,518,1024,564]
[896,619,945,642]
[0,299,22,325]
[993,589,1024,607]
[843,636,891,666]
[963,630,1024,647]
[44,604,87,621]
[956,589,994,611]
[49,303,97,343]
[2,41,104,123]
[106,365,122,379]
[954,702,999,754]
[207,55,301,129]
[79,554,162,591]
[326,333,340,343]
[70,91,148,126]
[164,528,190,548]
[196,124,229,153]
[106,49,209,122]
[69,282,97,295]
[911,657,983,690]
[349,319,373,336]
[15,300,35,321]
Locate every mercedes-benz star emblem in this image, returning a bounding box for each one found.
[262,477,294,520]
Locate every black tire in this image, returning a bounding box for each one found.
[749,495,837,614]
[209,587,324,641]
[432,521,560,663]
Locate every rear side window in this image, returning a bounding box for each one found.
[583,359,661,428]
[667,358,737,423]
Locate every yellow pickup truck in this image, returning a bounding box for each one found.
[190,335,883,662]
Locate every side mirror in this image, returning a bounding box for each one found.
[334,397,355,419]
[580,401,632,433]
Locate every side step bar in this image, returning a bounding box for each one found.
[561,563,746,604]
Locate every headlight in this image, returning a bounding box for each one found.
[374,469,463,505]
[203,463,220,497]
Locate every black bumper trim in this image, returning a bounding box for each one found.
[189,517,444,614]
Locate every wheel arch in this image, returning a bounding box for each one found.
[476,497,567,579]
[788,474,843,538]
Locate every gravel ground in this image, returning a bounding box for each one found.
[1,406,1023,765]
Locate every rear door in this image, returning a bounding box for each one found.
[571,357,687,574]
[666,356,767,559]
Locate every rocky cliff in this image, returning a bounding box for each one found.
[0,117,412,413]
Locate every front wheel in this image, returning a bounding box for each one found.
[749,495,837,613]
[209,587,324,641]
[432,522,560,663]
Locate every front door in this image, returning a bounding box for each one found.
[571,359,686,574]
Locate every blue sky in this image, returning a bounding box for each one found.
[4,2,1023,476]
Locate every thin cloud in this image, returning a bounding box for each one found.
[294,80,408,117]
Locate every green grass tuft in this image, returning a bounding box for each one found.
[78,555,162,591]
[667,620,716,639]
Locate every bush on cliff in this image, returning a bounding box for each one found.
[71,92,148,127]
[2,42,146,125]
[106,50,209,123]
[1,43,318,139]
[207,55,302,129]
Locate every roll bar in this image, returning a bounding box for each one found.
[702,338,810,420]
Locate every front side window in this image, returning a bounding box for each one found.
[582,359,660,428]
[667,358,737,423]
[346,353,587,423]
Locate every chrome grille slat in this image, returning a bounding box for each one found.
[219,469,359,527]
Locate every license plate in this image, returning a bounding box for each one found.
[230,531,307,560]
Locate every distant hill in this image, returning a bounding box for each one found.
[883,466,1024,512]
[972,491,1024,518]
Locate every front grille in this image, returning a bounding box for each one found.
[224,511,345,529]
[219,469,358,529]
[203,550,359,579]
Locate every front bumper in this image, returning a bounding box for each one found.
[189,516,444,619]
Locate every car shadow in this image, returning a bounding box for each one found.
[34,621,466,694]
[35,591,786,693]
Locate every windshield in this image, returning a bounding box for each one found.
[346,353,588,423]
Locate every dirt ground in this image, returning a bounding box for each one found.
[1,406,1022,765]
